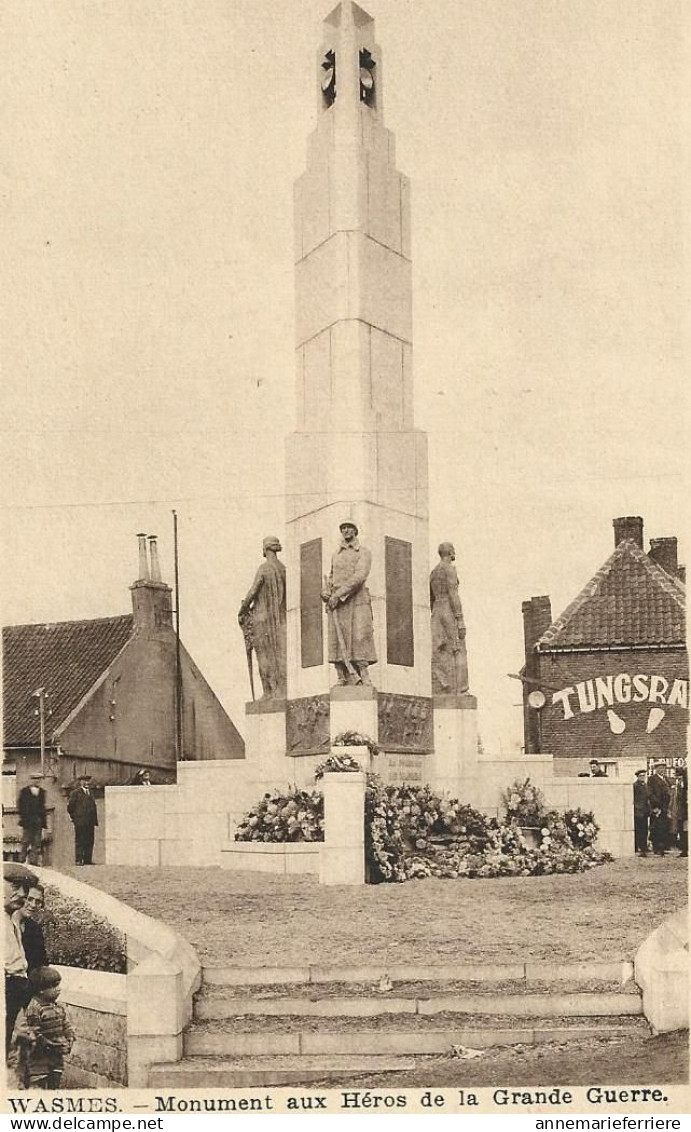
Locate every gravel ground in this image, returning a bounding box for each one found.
[307,1030,689,1088]
[199,978,626,999]
[65,856,687,968]
[191,1013,648,1035]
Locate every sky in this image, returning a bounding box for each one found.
[2,0,687,754]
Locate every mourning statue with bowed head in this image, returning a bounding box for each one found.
[430,541,470,696]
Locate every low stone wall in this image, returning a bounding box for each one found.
[106,760,258,868]
[58,967,127,1089]
[220,842,321,875]
[463,756,634,857]
[635,907,689,1033]
[35,867,201,1088]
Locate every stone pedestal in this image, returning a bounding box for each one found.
[244,701,290,794]
[319,770,366,886]
[329,685,378,744]
[430,693,479,799]
[126,954,184,1087]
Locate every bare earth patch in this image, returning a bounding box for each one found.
[64,856,687,967]
[330,1030,689,1088]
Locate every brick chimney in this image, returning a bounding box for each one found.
[648,537,679,578]
[521,596,552,754]
[522,596,553,657]
[613,516,643,549]
[130,534,173,632]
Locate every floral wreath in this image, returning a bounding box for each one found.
[314,752,363,780]
[332,730,380,757]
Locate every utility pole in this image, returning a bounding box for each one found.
[172,510,183,761]
[32,687,48,776]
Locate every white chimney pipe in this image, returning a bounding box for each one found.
[136,533,150,581]
[148,535,162,583]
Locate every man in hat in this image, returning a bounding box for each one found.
[17,774,48,866]
[633,769,649,857]
[4,864,34,1056]
[238,535,286,700]
[322,521,377,687]
[66,775,98,865]
[589,759,607,778]
[647,761,671,856]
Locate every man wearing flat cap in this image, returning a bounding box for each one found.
[322,521,377,687]
[648,762,671,856]
[238,536,286,700]
[633,769,649,857]
[66,774,98,865]
[17,774,48,866]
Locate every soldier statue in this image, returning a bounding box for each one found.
[321,521,377,687]
[238,536,286,700]
[430,541,469,695]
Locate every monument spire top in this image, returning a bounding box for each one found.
[324,2,373,29]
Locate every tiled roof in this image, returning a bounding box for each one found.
[3,615,134,747]
[537,540,686,651]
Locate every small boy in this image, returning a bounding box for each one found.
[15,966,75,1089]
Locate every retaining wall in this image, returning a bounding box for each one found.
[35,867,201,1088]
[58,967,127,1089]
[106,761,258,868]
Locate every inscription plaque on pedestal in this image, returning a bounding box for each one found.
[286,694,330,755]
[383,752,426,787]
[300,538,324,668]
[378,693,433,752]
[385,537,414,667]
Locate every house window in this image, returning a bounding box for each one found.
[2,767,17,809]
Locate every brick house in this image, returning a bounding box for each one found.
[3,535,245,865]
[521,516,687,774]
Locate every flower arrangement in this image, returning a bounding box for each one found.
[333,730,380,758]
[563,807,600,850]
[235,772,612,881]
[502,778,547,828]
[235,788,324,842]
[314,753,362,780]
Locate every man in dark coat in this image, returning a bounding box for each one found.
[647,762,671,856]
[17,776,48,865]
[66,774,98,865]
[633,769,649,857]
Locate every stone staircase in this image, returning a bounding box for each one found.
[148,961,648,1088]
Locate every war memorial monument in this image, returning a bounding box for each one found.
[239,0,478,803]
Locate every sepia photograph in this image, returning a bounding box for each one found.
[2,0,688,1118]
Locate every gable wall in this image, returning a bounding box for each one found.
[534,647,688,763]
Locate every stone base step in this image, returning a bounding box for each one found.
[148,1054,415,1089]
[201,960,634,988]
[195,991,643,1021]
[185,1023,645,1059]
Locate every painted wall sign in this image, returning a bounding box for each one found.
[552,673,689,722]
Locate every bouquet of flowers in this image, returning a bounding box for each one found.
[563,808,600,849]
[235,788,324,842]
[501,778,547,828]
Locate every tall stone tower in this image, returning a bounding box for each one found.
[283,1,433,776]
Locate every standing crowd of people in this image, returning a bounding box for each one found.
[633,762,688,858]
[4,864,74,1089]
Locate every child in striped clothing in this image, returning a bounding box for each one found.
[15,966,75,1089]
